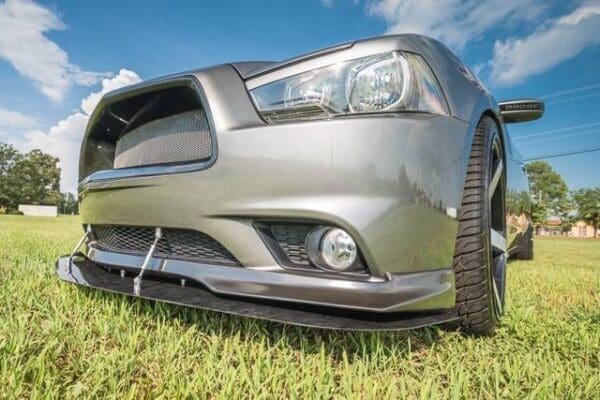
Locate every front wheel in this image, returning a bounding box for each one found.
[452,116,507,335]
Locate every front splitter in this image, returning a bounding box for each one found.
[56,255,458,331]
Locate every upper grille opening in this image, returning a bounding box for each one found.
[114,108,211,169]
[80,80,214,180]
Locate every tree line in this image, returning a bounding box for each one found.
[0,143,78,214]
[525,161,600,237]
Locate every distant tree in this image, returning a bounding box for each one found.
[529,201,548,233]
[0,143,61,210]
[506,189,532,216]
[559,212,577,235]
[0,143,21,208]
[524,161,570,232]
[0,143,19,174]
[59,192,79,214]
[572,188,600,237]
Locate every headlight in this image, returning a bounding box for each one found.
[250,52,448,123]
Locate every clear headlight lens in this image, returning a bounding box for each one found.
[250,52,448,123]
[346,54,411,112]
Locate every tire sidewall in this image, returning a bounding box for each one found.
[482,118,504,326]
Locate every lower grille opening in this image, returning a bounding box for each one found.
[90,225,239,266]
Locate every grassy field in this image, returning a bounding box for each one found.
[0,216,598,399]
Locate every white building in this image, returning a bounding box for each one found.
[18,204,58,217]
[570,220,599,238]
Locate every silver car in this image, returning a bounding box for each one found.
[57,34,542,334]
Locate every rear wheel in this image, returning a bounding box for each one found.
[511,225,534,260]
[452,116,507,335]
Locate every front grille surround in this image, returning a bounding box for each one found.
[80,77,218,183]
[90,225,239,266]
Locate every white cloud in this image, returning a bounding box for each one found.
[9,69,141,193]
[0,107,39,129]
[489,2,600,86]
[366,0,545,51]
[0,0,111,101]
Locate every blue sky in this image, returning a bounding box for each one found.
[0,0,599,193]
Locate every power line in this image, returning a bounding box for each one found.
[540,82,600,99]
[513,121,600,140]
[557,170,599,174]
[520,81,600,161]
[546,91,600,105]
[517,129,600,145]
[524,145,600,161]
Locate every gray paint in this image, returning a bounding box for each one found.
[79,247,455,312]
[80,109,469,277]
[70,34,531,317]
[56,255,459,331]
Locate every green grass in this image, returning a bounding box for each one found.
[0,215,598,399]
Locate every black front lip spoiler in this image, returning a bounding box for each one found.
[56,255,458,331]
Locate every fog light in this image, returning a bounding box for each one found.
[320,228,357,271]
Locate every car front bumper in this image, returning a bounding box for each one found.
[56,253,458,330]
[67,65,475,329]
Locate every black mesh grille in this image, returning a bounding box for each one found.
[114,109,211,169]
[270,224,314,266]
[91,225,239,266]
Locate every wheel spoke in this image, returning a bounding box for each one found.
[488,159,503,200]
[491,268,504,315]
[490,228,506,253]
[491,253,507,315]
[488,138,506,316]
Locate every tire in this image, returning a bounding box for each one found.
[511,226,534,260]
[452,116,507,335]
